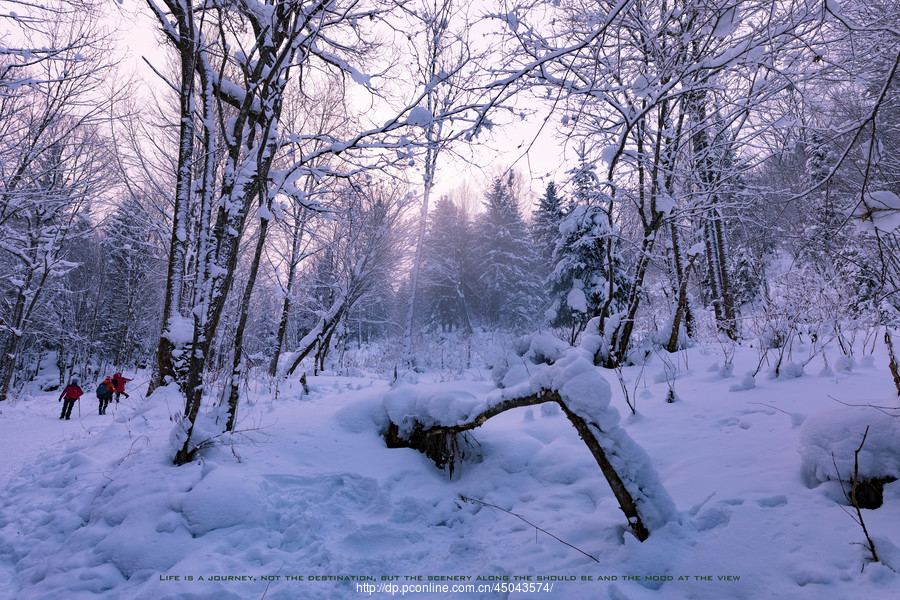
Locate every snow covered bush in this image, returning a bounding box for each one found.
[799,405,900,508]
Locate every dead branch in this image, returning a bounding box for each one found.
[832,427,879,565]
[851,427,879,564]
[884,330,900,397]
[827,394,900,417]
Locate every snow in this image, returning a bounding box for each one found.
[728,372,756,391]
[163,315,194,347]
[856,191,900,233]
[34,351,60,391]
[566,280,588,313]
[631,73,649,97]
[505,11,519,33]
[712,7,738,38]
[656,194,676,216]
[799,405,900,484]
[256,203,274,221]
[383,381,492,437]
[349,67,372,88]
[601,145,618,165]
[2,342,900,599]
[406,106,434,127]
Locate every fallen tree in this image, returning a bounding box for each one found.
[382,330,677,542]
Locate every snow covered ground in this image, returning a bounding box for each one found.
[1,339,899,600]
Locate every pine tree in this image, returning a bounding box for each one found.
[797,130,877,317]
[100,194,165,366]
[475,175,544,330]
[731,247,761,306]
[420,196,476,333]
[532,181,566,272]
[545,155,631,344]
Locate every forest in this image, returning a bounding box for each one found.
[2,1,900,598]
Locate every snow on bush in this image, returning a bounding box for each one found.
[34,351,61,391]
[799,405,900,484]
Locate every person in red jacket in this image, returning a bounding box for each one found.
[111,372,132,403]
[58,377,83,420]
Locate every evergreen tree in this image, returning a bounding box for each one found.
[420,196,477,333]
[545,155,631,344]
[731,247,761,306]
[475,174,544,330]
[797,130,878,317]
[100,194,165,366]
[532,181,566,271]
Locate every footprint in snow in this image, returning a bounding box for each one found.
[756,495,788,508]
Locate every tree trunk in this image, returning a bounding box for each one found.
[401,169,435,366]
[0,283,28,402]
[688,83,738,340]
[0,260,52,401]
[148,0,197,396]
[402,108,442,366]
[713,209,738,336]
[287,299,348,376]
[665,223,695,352]
[224,204,272,431]
[269,209,307,376]
[666,243,697,353]
[885,329,900,396]
[606,217,662,367]
[173,26,289,463]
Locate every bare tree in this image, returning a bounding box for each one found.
[266,80,347,377]
[287,180,411,375]
[0,5,117,401]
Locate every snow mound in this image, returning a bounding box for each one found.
[874,535,900,573]
[384,385,486,438]
[34,352,61,391]
[799,405,900,483]
[177,469,266,535]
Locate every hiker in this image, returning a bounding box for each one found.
[111,372,132,403]
[58,377,83,420]
[96,376,114,415]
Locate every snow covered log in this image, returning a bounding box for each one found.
[383,333,677,542]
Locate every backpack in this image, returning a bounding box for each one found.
[96,383,107,397]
